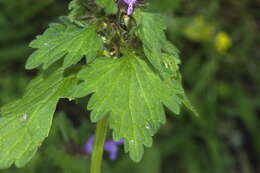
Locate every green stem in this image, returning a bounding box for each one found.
[90,116,109,173]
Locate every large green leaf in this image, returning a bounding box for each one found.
[0,69,77,169]
[73,51,182,162]
[26,18,103,70]
[95,0,117,14]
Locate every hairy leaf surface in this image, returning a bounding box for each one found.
[0,69,77,169]
[26,18,103,70]
[73,52,182,161]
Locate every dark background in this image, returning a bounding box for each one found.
[0,0,260,172]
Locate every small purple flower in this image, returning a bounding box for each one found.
[84,136,124,160]
[84,136,94,155]
[123,0,137,15]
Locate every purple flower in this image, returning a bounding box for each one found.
[84,136,94,155]
[84,136,124,160]
[123,0,137,15]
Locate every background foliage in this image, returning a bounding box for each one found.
[0,0,259,172]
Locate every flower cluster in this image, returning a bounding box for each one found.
[123,0,137,15]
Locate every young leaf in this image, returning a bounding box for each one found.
[134,10,180,76]
[73,51,182,162]
[133,10,166,73]
[95,0,118,14]
[68,0,87,26]
[25,18,103,70]
[0,69,78,169]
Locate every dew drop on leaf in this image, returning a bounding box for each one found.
[129,139,135,144]
[145,123,151,130]
[20,114,29,122]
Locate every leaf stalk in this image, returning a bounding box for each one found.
[90,115,109,173]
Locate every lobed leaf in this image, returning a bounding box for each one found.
[73,51,182,162]
[0,69,78,169]
[134,10,197,116]
[26,18,103,70]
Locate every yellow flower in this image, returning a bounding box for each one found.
[214,32,232,53]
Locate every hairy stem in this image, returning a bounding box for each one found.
[90,116,109,173]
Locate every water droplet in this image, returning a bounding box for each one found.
[20,114,29,122]
[43,43,49,46]
[129,140,135,144]
[145,123,151,130]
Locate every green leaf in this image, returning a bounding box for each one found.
[161,53,198,116]
[162,40,180,59]
[95,0,117,14]
[133,10,197,115]
[182,94,199,117]
[134,10,166,73]
[68,0,87,27]
[26,18,103,70]
[73,51,182,162]
[0,69,78,169]
[162,53,181,78]
[134,10,179,76]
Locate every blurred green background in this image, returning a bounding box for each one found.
[0,0,259,173]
